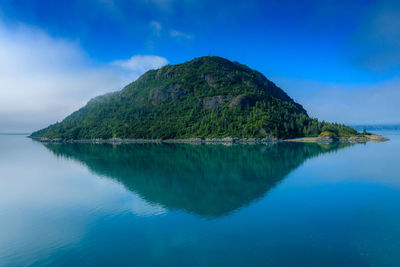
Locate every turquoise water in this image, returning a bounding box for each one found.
[0,131,399,266]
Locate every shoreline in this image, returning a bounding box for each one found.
[29,134,389,144]
[284,134,389,143]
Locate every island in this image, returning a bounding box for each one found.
[30,56,388,143]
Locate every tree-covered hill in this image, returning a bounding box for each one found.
[31,56,357,139]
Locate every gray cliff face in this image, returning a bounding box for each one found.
[203,95,234,110]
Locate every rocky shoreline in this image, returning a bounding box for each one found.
[31,134,389,144]
[285,134,389,143]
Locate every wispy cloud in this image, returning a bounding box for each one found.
[0,21,168,132]
[149,20,162,36]
[149,20,194,41]
[112,54,168,78]
[170,29,193,40]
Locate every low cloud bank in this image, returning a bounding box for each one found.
[0,22,168,132]
[277,78,400,125]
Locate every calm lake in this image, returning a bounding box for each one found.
[1,131,399,266]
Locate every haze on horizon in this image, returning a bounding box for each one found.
[0,0,399,133]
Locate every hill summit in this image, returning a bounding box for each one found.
[31,56,356,140]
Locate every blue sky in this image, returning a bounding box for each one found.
[0,0,399,132]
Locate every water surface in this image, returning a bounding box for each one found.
[0,131,399,266]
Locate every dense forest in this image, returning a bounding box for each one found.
[31,56,359,140]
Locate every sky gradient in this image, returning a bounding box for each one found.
[0,0,399,132]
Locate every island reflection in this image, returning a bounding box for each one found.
[43,142,351,218]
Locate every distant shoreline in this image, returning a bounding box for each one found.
[0,133,30,135]
[284,134,389,143]
[29,134,389,144]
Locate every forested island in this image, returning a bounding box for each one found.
[30,56,387,143]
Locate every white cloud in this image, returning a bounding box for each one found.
[0,21,168,133]
[170,29,193,40]
[112,55,168,77]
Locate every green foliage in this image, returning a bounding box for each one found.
[31,56,358,140]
